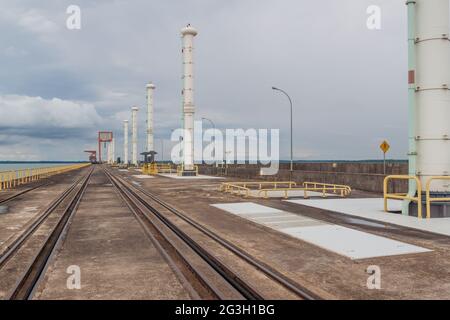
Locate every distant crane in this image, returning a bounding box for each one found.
[84,150,97,164]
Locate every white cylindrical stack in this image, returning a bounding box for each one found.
[181,24,198,172]
[123,120,129,165]
[106,142,111,164]
[146,83,156,152]
[111,137,115,164]
[415,0,450,191]
[131,106,139,166]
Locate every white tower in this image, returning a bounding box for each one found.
[131,106,139,166]
[106,142,111,164]
[413,0,450,189]
[123,120,129,165]
[181,24,198,174]
[146,83,156,152]
[405,0,450,217]
[111,137,115,164]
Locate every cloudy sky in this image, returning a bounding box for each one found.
[0,0,416,161]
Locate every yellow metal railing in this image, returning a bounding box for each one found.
[158,164,176,174]
[0,163,90,191]
[176,164,199,176]
[384,175,422,219]
[426,176,450,219]
[219,181,296,192]
[220,181,351,199]
[142,163,158,175]
[303,182,352,197]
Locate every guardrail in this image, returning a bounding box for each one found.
[176,165,199,176]
[158,164,176,174]
[0,163,91,191]
[220,181,351,199]
[426,176,450,219]
[384,175,422,219]
[219,181,296,192]
[303,182,352,197]
[258,185,352,199]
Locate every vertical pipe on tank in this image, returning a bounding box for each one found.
[181,24,198,172]
[403,0,418,215]
[146,83,156,152]
[131,106,139,166]
[123,120,129,165]
[415,0,450,191]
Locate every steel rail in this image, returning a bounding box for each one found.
[105,169,263,300]
[107,168,321,300]
[0,181,52,205]
[106,171,234,300]
[0,168,90,266]
[5,167,94,300]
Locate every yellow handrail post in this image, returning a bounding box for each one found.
[426,176,450,219]
[384,175,422,219]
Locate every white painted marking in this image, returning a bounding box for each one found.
[281,225,431,259]
[211,202,431,259]
[286,198,450,237]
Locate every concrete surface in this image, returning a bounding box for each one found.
[286,198,450,237]
[212,202,430,259]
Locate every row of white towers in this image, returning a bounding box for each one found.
[119,25,198,171]
[121,82,155,166]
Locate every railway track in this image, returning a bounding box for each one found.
[105,167,320,300]
[0,166,94,300]
[0,182,51,205]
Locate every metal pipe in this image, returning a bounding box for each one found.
[272,87,294,182]
[403,0,418,215]
[131,106,139,166]
[202,117,217,167]
[181,24,198,172]
[146,82,156,152]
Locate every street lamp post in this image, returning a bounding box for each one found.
[201,117,218,168]
[272,87,294,182]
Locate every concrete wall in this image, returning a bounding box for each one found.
[199,162,408,194]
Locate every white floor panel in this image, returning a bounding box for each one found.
[281,225,431,259]
[286,198,450,237]
[212,203,284,215]
[132,175,154,179]
[212,202,431,260]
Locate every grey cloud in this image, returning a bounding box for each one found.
[0,0,414,160]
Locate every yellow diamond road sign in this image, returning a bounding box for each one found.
[380,140,390,154]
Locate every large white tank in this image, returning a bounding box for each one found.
[181,24,198,172]
[415,0,450,191]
